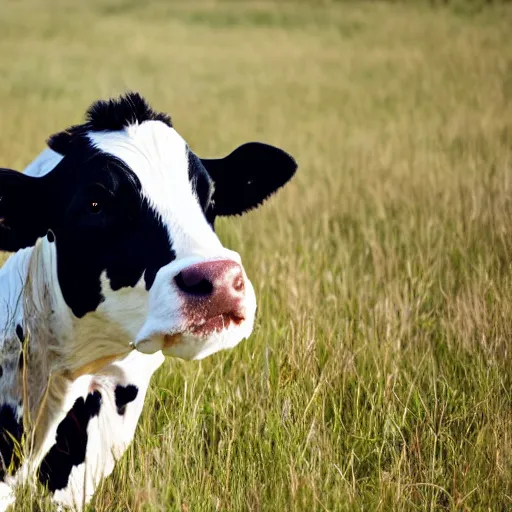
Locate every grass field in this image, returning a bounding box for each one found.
[2,0,512,510]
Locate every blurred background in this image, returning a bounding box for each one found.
[1,0,512,510]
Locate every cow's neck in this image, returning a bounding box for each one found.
[46,271,146,381]
[51,312,135,382]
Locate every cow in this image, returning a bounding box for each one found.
[0,92,297,509]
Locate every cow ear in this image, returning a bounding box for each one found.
[201,142,297,216]
[0,169,47,251]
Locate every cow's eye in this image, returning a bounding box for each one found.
[88,201,102,214]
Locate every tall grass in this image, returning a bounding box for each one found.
[1,1,512,510]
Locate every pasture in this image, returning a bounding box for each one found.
[1,0,512,510]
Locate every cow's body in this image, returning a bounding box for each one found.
[0,92,296,509]
[0,239,164,510]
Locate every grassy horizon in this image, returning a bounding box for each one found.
[1,1,512,510]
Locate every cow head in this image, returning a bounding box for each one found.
[0,92,297,361]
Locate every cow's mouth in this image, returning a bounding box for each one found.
[192,312,245,335]
[163,312,245,348]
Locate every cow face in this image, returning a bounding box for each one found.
[0,93,297,360]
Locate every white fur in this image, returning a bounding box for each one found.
[0,482,14,511]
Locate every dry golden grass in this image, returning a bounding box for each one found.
[1,0,512,510]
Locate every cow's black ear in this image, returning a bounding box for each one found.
[0,169,48,251]
[47,124,86,155]
[201,142,297,217]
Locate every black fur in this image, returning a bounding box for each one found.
[86,92,172,132]
[114,384,138,415]
[46,125,85,156]
[15,324,24,343]
[0,404,23,481]
[38,391,102,492]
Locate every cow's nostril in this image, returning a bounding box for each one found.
[175,271,214,296]
[233,274,245,293]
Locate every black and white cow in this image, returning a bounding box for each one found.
[0,92,297,509]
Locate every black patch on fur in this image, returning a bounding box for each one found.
[0,366,3,379]
[114,384,138,415]
[15,324,24,344]
[38,391,102,492]
[0,404,23,481]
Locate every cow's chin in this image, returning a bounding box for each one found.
[134,315,255,361]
